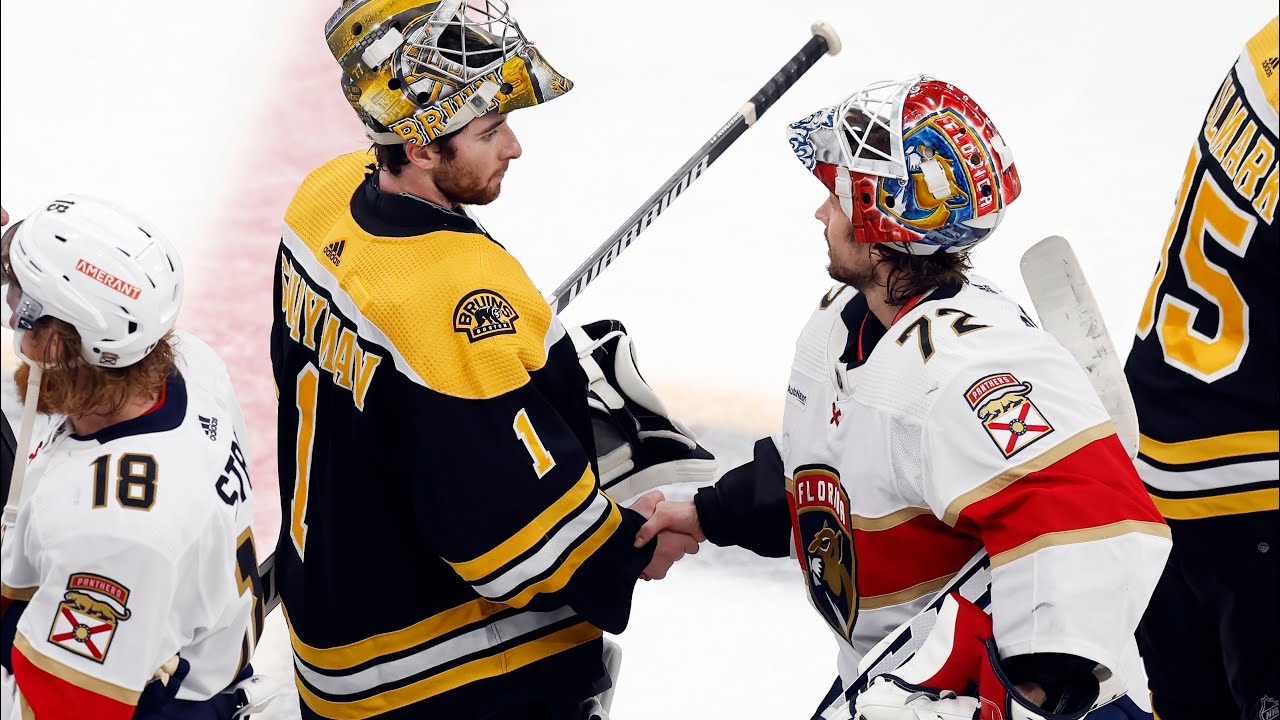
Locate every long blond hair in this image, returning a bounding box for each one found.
[15,318,176,418]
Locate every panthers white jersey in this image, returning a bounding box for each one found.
[1,331,260,720]
[779,280,1171,705]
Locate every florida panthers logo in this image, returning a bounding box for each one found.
[965,372,1054,458]
[877,109,1001,234]
[47,574,133,663]
[788,466,858,640]
[453,289,520,343]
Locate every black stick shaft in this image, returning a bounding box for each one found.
[547,24,839,313]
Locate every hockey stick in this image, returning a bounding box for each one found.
[820,241,1139,716]
[545,21,842,313]
[1020,236,1139,459]
[3,365,43,536]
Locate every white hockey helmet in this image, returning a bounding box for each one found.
[6,195,183,368]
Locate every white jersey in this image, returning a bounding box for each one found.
[1,332,259,719]
[779,280,1172,706]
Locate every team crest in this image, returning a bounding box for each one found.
[453,290,520,343]
[788,466,858,640]
[47,573,133,663]
[965,373,1053,458]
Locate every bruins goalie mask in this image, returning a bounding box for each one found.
[326,0,573,145]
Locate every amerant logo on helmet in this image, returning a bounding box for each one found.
[75,258,142,300]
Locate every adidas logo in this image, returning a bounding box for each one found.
[323,240,346,266]
[1263,57,1279,77]
[199,415,218,441]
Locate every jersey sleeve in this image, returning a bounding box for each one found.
[9,520,190,720]
[918,345,1172,674]
[368,245,656,634]
[406,330,654,633]
[695,436,792,557]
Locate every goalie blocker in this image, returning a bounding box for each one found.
[570,320,716,502]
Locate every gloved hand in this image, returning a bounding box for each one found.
[854,594,1105,720]
[570,320,716,502]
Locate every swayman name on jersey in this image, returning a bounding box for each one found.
[1126,17,1279,539]
[271,152,655,720]
[0,332,260,720]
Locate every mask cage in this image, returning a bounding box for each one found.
[835,74,927,181]
[400,0,525,91]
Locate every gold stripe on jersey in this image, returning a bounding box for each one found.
[283,599,505,671]
[448,467,598,581]
[1150,487,1279,520]
[294,621,602,720]
[1139,430,1279,465]
[943,422,1115,527]
[503,502,623,608]
[1,584,37,601]
[13,632,141,705]
[990,520,1171,569]
[859,573,955,611]
[1245,16,1279,115]
[851,507,931,532]
[283,151,557,400]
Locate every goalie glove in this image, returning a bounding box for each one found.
[854,594,1112,720]
[569,320,716,502]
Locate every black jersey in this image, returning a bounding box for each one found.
[270,152,654,719]
[1124,18,1278,543]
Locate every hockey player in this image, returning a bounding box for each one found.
[0,196,265,719]
[1125,17,1279,720]
[635,76,1172,719]
[270,2,710,718]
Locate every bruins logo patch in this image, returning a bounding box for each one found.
[788,466,858,640]
[454,290,520,343]
[47,573,132,663]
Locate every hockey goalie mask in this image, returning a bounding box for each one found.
[326,0,573,145]
[3,196,183,368]
[787,75,1021,255]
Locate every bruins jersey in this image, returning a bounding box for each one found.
[270,152,655,719]
[1125,17,1279,546]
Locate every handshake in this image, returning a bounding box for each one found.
[569,320,716,583]
[629,491,704,581]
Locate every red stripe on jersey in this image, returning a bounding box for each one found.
[854,515,982,599]
[12,645,135,720]
[955,433,1165,558]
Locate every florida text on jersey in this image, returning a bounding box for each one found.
[270,152,655,719]
[0,333,260,720]
[1126,17,1279,542]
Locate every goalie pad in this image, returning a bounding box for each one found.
[570,320,716,502]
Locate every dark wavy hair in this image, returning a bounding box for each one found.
[875,248,972,306]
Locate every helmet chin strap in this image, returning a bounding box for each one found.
[3,328,44,533]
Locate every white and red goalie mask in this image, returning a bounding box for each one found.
[787,75,1022,255]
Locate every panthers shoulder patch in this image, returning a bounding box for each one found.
[964,372,1054,458]
[47,573,133,663]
